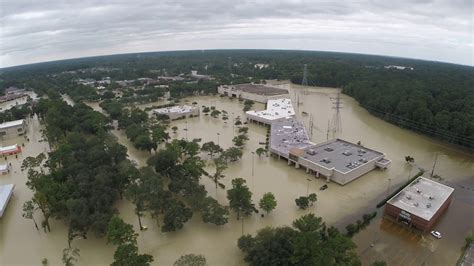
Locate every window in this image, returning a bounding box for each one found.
[0,131,6,136]
[17,128,23,132]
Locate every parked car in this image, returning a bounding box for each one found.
[431,231,442,239]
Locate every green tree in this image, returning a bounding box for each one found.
[172,126,178,133]
[211,156,228,191]
[174,254,207,266]
[227,178,255,220]
[112,243,153,266]
[162,199,193,232]
[295,196,310,210]
[201,141,223,158]
[259,192,277,214]
[200,197,229,226]
[255,147,266,157]
[22,200,39,231]
[371,261,387,266]
[223,147,243,162]
[107,216,138,246]
[62,247,80,266]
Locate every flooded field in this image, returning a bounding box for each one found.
[1,84,473,265]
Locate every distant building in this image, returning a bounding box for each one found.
[246,98,295,125]
[384,65,414,70]
[152,105,199,120]
[190,70,214,80]
[0,184,15,218]
[384,177,454,232]
[5,87,25,95]
[0,119,26,139]
[254,63,269,69]
[218,84,289,103]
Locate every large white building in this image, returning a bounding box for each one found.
[218,84,289,103]
[0,119,26,139]
[0,184,15,218]
[152,105,199,120]
[246,98,295,125]
[269,118,391,185]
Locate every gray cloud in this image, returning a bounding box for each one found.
[0,0,472,67]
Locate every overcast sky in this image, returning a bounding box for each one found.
[1,0,473,67]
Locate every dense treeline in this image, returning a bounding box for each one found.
[2,49,472,148]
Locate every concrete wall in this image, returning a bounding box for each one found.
[332,159,378,185]
[0,122,26,140]
[384,194,453,232]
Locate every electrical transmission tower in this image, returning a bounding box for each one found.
[330,93,343,137]
[302,64,309,95]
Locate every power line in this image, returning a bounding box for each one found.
[330,93,343,137]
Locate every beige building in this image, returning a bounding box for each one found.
[0,119,26,139]
[152,105,199,120]
[217,84,289,103]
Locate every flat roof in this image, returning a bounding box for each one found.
[0,119,24,130]
[0,144,20,154]
[387,177,454,221]
[233,84,288,96]
[0,184,15,218]
[299,139,384,174]
[153,105,195,114]
[270,118,313,156]
[246,98,295,121]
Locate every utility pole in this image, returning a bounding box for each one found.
[302,64,309,95]
[306,178,312,196]
[330,93,343,137]
[309,113,314,138]
[326,120,330,140]
[430,153,439,178]
[217,133,220,146]
[386,178,392,197]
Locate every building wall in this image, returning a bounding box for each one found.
[384,194,453,232]
[0,122,26,139]
[332,158,379,185]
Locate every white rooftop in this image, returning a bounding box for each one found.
[246,98,295,121]
[0,164,8,171]
[0,119,24,130]
[0,184,15,218]
[387,177,454,221]
[153,105,195,114]
[0,144,19,153]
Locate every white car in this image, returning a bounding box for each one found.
[430,231,442,239]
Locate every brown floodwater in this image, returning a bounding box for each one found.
[1,84,472,265]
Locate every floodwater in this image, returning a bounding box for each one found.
[1,84,472,265]
[0,91,38,112]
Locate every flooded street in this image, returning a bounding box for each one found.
[1,84,473,265]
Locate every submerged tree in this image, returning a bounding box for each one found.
[22,200,39,231]
[174,254,207,266]
[259,192,277,214]
[227,178,256,220]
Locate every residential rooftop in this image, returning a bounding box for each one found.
[153,105,195,114]
[0,119,24,130]
[246,98,295,121]
[270,118,313,156]
[387,176,454,221]
[299,139,386,174]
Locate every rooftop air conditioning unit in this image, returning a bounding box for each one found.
[426,203,431,208]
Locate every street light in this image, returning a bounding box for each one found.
[251,152,255,176]
[306,178,312,196]
[217,133,220,146]
[386,178,392,197]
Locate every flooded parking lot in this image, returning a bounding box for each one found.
[1,84,473,265]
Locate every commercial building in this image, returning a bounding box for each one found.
[246,98,295,125]
[0,184,15,218]
[0,144,22,156]
[384,177,454,232]
[218,84,289,103]
[152,105,199,120]
[269,118,391,185]
[0,164,10,175]
[0,119,26,139]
